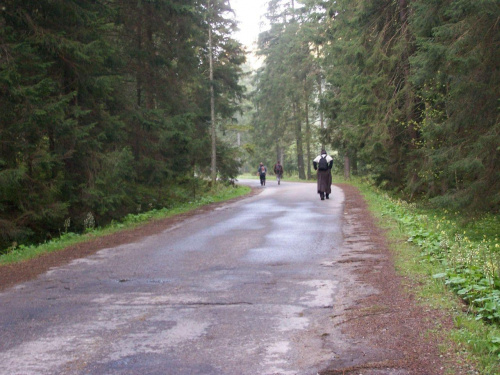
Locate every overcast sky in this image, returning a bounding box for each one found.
[230,0,268,51]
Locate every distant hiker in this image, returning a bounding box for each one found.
[258,162,267,186]
[313,149,333,200]
[274,161,283,185]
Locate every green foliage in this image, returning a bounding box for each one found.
[0,0,111,248]
[321,0,419,186]
[308,0,500,211]
[408,0,500,211]
[252,0,326,180]
[0,183,250,261]
[215,141,243,182]
[0,0,245,252]
[367,185,500,326]
[355,179,500,370]
[84,147,136,218]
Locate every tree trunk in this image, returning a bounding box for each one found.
[145,3,155,110]
[134,12,143,161]
[293,102,306,180]
[316,66,325,150]
[344,153,350,180]
[399,0,419,185]
[352,149,358,176]
[208,0,216,186]
[305,95,312,180]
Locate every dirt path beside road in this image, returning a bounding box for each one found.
[321,183,463,375]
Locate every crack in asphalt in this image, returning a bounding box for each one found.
[183,302,253,306]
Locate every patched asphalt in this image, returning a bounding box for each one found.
[0,179,372,375]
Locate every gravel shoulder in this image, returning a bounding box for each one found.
[319,183,459,374]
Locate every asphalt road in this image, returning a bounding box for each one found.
[0,178,349,375]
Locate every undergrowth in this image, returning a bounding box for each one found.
[350,178,500,370]
[0,184,250,265]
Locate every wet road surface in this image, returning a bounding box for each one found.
[0,179,353,375]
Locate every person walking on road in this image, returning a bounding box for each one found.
[313,149,333,200]
[273,161,283,185]
[258,162,267,186]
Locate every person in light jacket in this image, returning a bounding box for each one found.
[258,162,267,186]
[313,149,333,200]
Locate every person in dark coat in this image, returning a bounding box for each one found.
[273,161,283,185]
[313,149,333,200]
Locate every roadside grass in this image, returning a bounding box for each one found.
[237,173,260,180]
[0,184,251,266]
[349,178,500,373]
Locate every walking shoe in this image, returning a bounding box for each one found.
[326,194,329,199]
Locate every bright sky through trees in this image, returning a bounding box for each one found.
[231,0,268,66]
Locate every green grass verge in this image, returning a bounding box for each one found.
[348,178,500,373]
[0,184,251,266]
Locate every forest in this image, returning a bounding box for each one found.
[250,0,499,210]
[0,0,245,251]
[1,0,499,252]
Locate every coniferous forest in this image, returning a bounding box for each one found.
[1,0,499,252]
[251,0,499,209]
[0,0,245,250]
